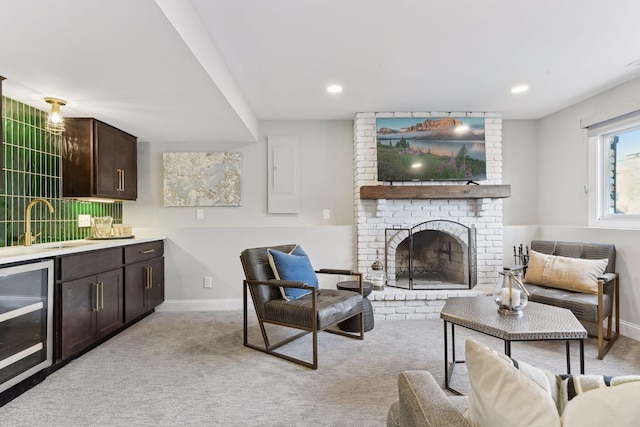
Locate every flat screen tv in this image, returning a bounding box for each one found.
[376,117,487,182]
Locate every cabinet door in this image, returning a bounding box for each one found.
[95,121,120,198]
[124,257,164,324]
[117,131,137,200]
[96,269,123,339]
[147,257,164,309]
[124,261,147,323]
[95,121,137,200]
[60,277,98,360]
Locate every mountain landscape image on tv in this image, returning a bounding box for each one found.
[376,117,487,182]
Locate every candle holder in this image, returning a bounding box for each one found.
[492,268,529,316]
[367,250,386,291]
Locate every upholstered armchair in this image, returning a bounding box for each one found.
[240,244,364,369]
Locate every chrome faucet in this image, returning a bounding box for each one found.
[24,198,55,246]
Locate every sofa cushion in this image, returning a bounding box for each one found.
[465,338,560,427]
[524,283,611,323]
[268,245,319,300]
[264,288,362,329]
[561,382,640,427]
[524,250,608,294]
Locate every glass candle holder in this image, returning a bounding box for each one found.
[493,268,528,316]
[367,251,385,291]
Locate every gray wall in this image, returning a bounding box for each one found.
[125,120,355,307]
[533,76,640,338]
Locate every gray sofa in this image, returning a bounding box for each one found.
[518,240,619,359]
[387,371,469,427]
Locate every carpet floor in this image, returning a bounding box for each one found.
[1,310,639,426]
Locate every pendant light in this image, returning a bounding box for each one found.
[44,97,67,135]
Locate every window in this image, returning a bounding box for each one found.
[603,128,640,216]
[588,112,640,227]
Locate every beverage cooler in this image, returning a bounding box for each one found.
[0,259,54,393]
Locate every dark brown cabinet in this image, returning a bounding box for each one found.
[59,269,123,360]
[57,248,124,361]
[124,241,164,323]
[63,118,137,200]
[55,241,164,362]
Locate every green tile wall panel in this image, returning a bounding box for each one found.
[1,96,123,247]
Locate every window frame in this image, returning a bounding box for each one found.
[587,111,640,229]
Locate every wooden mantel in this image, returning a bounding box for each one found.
[359,184,511,200]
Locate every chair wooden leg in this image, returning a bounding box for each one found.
[597,276,620,360]
[597,282,605,359]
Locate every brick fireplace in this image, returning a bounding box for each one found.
[353,112,504,319]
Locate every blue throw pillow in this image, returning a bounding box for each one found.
[267,246,319,300]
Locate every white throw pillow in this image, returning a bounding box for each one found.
[524,250,609,294]
[561,382,640,427]
[557,374,640,414]
[464,338,561,427]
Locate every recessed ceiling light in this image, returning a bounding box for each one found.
[511,85,529,94]
[327,85,343,94]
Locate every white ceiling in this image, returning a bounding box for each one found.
[1,0,640,144]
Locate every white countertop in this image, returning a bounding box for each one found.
[0,236,165,265]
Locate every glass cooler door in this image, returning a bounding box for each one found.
[0,259,53,393]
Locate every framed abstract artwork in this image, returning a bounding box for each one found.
[163,152,241,207]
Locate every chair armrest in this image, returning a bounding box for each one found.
[315,269,355,275]
[316,270,364,295]
[598,272,618,284]
[395,371,469,427]
[244,279,313,290]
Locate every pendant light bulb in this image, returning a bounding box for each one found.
[44,97,67,135]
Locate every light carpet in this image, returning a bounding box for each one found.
[2,310,640,426]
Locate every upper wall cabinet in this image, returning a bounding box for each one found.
[63,118,137,200]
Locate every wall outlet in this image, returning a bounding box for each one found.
[322,209,330,220]
[196,208,204,220]
[78,214,91,227]
[203,276,213,288]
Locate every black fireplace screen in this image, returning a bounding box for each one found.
[385,220,476,290]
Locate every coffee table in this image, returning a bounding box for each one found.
[440,296,588,395]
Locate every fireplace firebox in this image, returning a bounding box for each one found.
[385,220,476,290]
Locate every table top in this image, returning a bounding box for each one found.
[441,296,587,341]
[336,280,373,296]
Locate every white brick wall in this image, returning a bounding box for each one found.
[354,112,504,318]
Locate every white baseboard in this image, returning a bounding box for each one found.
[156,299,243,312]
[620,319,640,342]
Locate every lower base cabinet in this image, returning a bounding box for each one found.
[56,240,164,362]
[59,269,123,360]
[124,257,164,323]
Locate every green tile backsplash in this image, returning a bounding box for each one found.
[1,96,123,247]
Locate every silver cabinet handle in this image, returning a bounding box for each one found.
[93,282,99,312]
[140,249,156,254]
[99,281,104,310]
[116,169,125,191]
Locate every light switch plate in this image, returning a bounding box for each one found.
[78,214,91,227]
